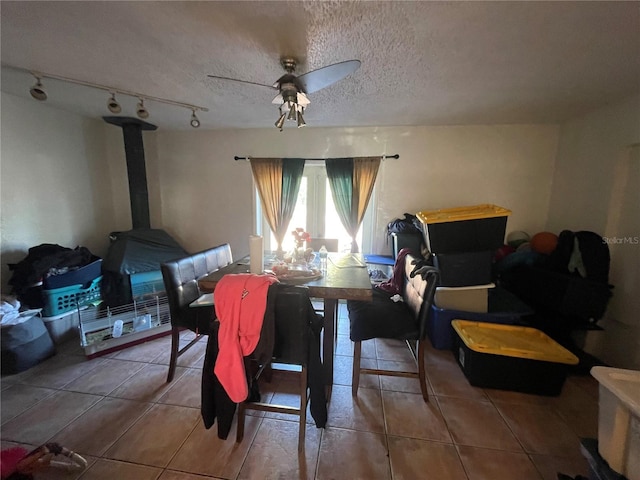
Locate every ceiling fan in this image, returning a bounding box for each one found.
[207,57,361,130]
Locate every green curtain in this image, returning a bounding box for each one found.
[326,158,358,251]
[277,158,305,246]
[326,157,381,252]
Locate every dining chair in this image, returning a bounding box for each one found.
[236,284,326,452]
[348,254,439,402]
[161,243,233,382]
[308,237,339,253]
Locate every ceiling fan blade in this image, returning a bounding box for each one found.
[207,75,276,90]
[296,60,361,94]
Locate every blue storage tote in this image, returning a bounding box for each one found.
[427,288,533,350]
[43,257,102,289]
[42,276,102,317]
[130,270,165,299]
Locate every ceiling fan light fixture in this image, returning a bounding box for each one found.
[136,98,149,119]
[107,92,121,113]
[287,104,297,122]
[275,112,286,130]
[29,76,47,101]
[297,110,306,128]
[190,109,200,128]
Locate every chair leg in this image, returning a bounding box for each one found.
[298,366,307,452]
[166,326,181,383]
[236,402,246,443]
[417,340,429,402]
[352,341,362,397]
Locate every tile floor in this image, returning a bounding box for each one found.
[1,303,598,479]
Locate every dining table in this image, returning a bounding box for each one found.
[197,252,374,394]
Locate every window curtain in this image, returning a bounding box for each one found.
[326,157,381,252]
[250,158,305,253]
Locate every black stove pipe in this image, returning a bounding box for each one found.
[103,116,157,230]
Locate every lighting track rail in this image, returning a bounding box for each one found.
[8,65,209,128]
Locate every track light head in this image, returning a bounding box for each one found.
[30,76,47,101]
[190,109,200,128]
[107,93,121,114]
[136,98,149,119]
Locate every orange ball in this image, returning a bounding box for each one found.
[530,231,559,255]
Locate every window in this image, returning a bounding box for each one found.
[254,162,376,253]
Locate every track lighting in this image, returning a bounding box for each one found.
[18,66,208,128]
[107,93,121,114]
[136,98,149,119]
[190,109,200,128]
[30,76,47,101]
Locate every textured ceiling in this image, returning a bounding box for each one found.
[1,1,639,131]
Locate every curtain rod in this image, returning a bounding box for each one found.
[234,154,399,161]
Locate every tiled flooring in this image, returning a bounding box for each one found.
[1,303,598,479]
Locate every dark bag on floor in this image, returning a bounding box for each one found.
[1,315,55,375]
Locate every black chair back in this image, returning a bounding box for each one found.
[161,243,232,331]
[272,284,311,365]
[401,254,439,340]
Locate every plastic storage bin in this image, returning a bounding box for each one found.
[432,250,493,287]
[42,309,82,344]
[580,438,629,480]
[416,204,511,253]
[391,232,423,259]
[130,270,165,299]
[451,320,579,395]
[42,276,102,317]
[590,366,640,480]
[434,283,495,313]
[43,257,102,289]
[427,288,532,349]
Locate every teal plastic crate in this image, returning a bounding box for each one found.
[42,276,102,317]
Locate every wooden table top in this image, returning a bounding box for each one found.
[198,253,373,302]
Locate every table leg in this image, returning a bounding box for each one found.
[323,298,338,398]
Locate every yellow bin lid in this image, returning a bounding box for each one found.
[451,320,579,365]
[416,204,511,225]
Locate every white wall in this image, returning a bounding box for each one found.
[548,94,640,370]
[1,93,560,315]
[150,125,559,258]
[0,93,131,292]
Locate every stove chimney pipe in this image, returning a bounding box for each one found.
[103,116,157,230]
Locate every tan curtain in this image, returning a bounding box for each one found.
[352,157,381,232]
[250,158,283,248]
[249,158,305,253]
